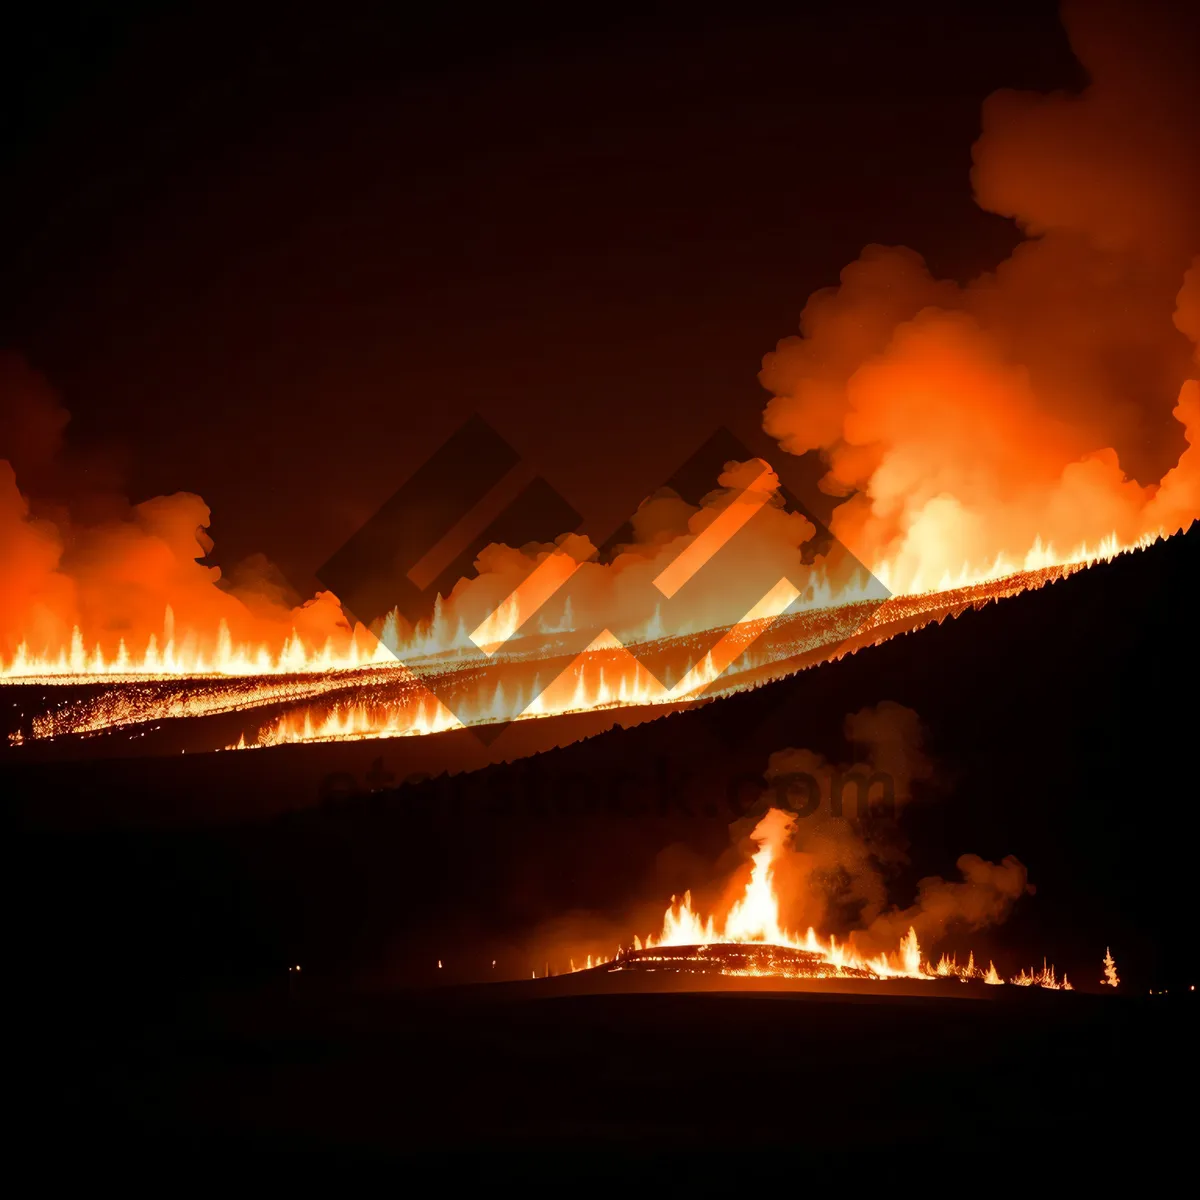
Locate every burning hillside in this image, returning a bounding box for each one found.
[7,3,1199,1176]
[3,534,1164,754]
[2,4,1198,763]
[543,708,1082,990]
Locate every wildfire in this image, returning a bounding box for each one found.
[0,616,396,681]
[565,807,1075,988]
[2,530,1169,753]
[1102,947,1120,988]
[0,528,1157,686]
[3,0,1197,755]
[1010,961,1073,991]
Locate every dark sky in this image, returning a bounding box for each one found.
[0,0,1082,590]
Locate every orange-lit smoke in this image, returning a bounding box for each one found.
[616,703,1034,967]
[4,1,1198,683]
[755,704,1031,959]
[760,0,1200,591]
[387,456,821,655]
[1,355,828,671]
[0,353,354,666]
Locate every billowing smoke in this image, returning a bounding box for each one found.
[0,353,352,662]
[409,457,819,649]
[5,0,1196,669]
[732,702,1031,956]
[861,853,1032,957]
[760,0,1200,591]
[1,345,823,667]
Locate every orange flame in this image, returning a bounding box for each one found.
[566,808,1081,988]
[1010,960,1072,990]
[5,529,1172,759]
[0,529,1163,688]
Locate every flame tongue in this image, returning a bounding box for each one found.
[645,807,928,979]
[722,808,794,945]
[610,807,1073,988]
[0,531,1177,758]
[0,529,1166,686]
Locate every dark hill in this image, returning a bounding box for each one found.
[5,524,1200,999]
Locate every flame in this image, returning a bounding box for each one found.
[0,529,1161,686]
[1010,960,1072,990]
[562,807,1078,987]
[933,950,989,982]
[632,809,934,980]
[1102,947,1120,988]
[0,612,396,681]
[3,530,1170,755]
[195,531,1173,753]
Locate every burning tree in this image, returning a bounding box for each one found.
[1102,947,1120,988]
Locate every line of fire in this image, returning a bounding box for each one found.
[4,0,1196,1177]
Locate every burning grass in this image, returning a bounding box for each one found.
[2,532,1165,753]
[552,803,1081,991]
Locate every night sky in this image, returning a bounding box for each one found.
[1,1,1082,589]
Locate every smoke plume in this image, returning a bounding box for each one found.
[5,1,1197,668]
[760,0,1200,591]
[733,702,1031,956]
[0,354,352,662]
[2,341,829,670]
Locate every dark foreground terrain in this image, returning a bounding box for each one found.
[16,978,1192,1181]
[7,529,1200,1178]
